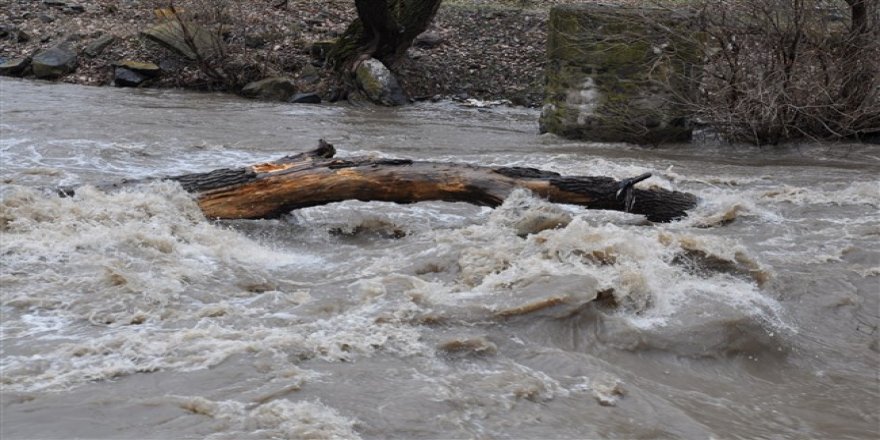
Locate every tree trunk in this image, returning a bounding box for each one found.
[327,0,442,72]
[104,141,698,223]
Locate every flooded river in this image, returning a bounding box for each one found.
[1,78,878,439]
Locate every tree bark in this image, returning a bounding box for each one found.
[139,141,697,223]
[327,0,442,72]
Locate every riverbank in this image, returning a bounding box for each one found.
[0,0,634,107]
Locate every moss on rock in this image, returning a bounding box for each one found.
[540,4,701,144]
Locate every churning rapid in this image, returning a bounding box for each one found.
[1,78,878,439]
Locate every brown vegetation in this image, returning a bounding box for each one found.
[679,0,879,144]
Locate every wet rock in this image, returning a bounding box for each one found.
[291,92,321,104]
[85,34,116,57]
[39,13,55,23]
[113,67,147,87]
[42,0,67,7]
[414,31,443,49]
[141,21,221,60]
[112,61,160,87]
[241,77,298,101]
[114,60,160,77]
[32,44,78,79]
[0,57,31,77]
[355,58,407,106]
[64,5,85,14]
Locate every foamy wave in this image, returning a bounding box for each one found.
[759,182,880,207]
[412,192,789,341]
[169,396,362,440]
[0,183,319,324]
[0,306,427,392]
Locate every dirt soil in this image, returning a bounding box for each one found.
[0,0,635,106]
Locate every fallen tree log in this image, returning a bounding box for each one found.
[68,140,699,222]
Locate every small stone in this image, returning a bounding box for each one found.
[114,67,147,87]
[0,57,31,77]
[241,77,297,101]
[42,0,67,7]
[414,31,443,49]
[290,92,321,104]
[39,14,55,23]
[64,5,85,14]
[84,34,116,57]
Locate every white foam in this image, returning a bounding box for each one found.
[169,396,362,440]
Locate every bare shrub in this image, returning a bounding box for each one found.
[156,1,291,90]
[676,0,879,144]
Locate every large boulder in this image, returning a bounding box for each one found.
[355,58,407,106]
[0,57,31,76]
[32,43,78,79]
[241,77,298,101]
[539,5,701,144]
[141,21,220,60]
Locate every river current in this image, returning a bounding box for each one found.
[1,78,878,439]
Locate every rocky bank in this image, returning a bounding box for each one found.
[0,0,637,107]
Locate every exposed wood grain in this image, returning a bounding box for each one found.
[169,140,698,222]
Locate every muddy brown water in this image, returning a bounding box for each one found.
[1,78,878,439]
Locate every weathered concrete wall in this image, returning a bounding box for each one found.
[539,5,701,144]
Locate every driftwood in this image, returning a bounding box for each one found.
[68,140,698,222]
